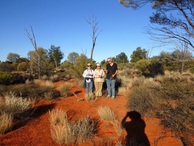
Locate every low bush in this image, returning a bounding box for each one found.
[0,71,13,85]
[127,85,159,117]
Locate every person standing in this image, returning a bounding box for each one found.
[94,63,105,97]
[82,63,94,96]
[106,57,118,99]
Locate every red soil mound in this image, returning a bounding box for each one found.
[0,80,181,146]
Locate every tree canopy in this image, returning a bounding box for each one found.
[130,47,148,63]
[120,0,194,51]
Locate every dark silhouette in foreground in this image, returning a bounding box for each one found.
[121,111,150,146]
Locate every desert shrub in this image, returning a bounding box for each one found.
[159,77,194,100]
[17,62,28,71]
[42,80,55,88]
[97,106,117,121]
[3,83,59,99]
[50,74,59,82]
[59,84,72,97]
[127,85,159,117]
[0,112,13,134]
[44,92,53,100]
[131,76,145,87]
[135,59,151,75]
[157,97,194,146]
[41,75,48,80]
[0,71,13,85]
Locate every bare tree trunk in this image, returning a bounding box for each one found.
[87,16,102,62]
[26,26,41,79]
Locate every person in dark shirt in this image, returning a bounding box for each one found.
[106,57,118,99]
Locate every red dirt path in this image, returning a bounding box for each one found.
[0,80,181,146]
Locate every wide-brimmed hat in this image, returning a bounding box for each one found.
[87,63,92,67]
[96,63,101,66]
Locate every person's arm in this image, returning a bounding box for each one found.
[82,70,87,78]
[112,70,118,77]
[121,113,128,127]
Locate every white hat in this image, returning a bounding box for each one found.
[87,63,92,67]
[96,63,101,66]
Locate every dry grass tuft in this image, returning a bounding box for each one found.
[3,92,34,115]
[0,112,13,134]
[49,108,98,145]
[59,84,72,97]
[97,106,117,121]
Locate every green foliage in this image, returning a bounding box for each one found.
[130,47,147,63]
[0,71,13,85]
[17,62,28,71]
[0,62,15,72]
[127,83,159,116]
[135,59,151,75]
[148,61,164,76]
[0,83,59,99]
[67,52,79,64]
[115,52,129,64]
[48,45,64,67]
[59,85,72,97]
[6,53,20,63]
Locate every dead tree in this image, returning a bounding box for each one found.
[86,16,102,62]
[25,26,42,79]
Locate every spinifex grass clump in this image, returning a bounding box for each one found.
[0,92,34,134]
[3,92,33,116]
[97,106,117,121]
[49,108,98,145]
[0,112,13,134]
[59,84,72,97]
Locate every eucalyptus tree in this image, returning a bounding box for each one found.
[119,0,194,51]
[48,45,64,69]
[6,53,20,63]
[67,52,79,64]
[130,47,148,63]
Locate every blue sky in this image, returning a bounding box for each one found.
[0,0,167,63]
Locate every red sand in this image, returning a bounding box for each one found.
[0,80,181,146]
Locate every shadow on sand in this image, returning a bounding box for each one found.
[121,110,150,146]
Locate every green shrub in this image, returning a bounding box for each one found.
[17,62,28,71]
[127,85,159,117]
[135,59,151,75]
[0,71,13,85]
